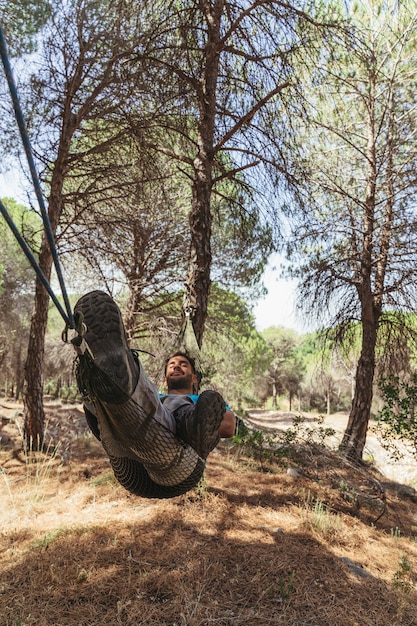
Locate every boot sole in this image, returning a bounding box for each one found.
[74,291,138,402]
[190,390,226,458]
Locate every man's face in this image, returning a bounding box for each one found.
[165,355,197,392]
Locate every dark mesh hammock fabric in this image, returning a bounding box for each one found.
[109,455,205,499]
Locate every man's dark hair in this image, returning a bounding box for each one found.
[164,351,196,375]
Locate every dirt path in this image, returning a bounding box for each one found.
[247,409,417,486]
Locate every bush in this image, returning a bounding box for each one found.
[377,374,417,455]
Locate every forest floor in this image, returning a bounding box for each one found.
[1,398,417,626]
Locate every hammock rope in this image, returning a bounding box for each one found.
[172,309,203,378]
[0,24,75,329]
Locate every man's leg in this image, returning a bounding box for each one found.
[173,391,226,459]
[74,290,174,429]
[73,291,200,487]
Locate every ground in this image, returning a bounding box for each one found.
[1,399,417,626]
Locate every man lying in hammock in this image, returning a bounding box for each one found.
[72,290,236,499]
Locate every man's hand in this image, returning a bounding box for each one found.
[218,409,236,438]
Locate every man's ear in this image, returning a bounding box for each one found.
[192,373,198,385]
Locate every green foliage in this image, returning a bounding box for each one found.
[0,198,41,397]
[0,197,40,290]
[260,326,305,408]
[202,284,271,409]
[210,174,275,298]
[393,554,415,594]
[232,428,280,471]
[0,0,51,55]
[377,374,417,454]
[193,474,208,499]
[296,326,358,414]
[283,0,417,456]
[285,415,336,447]
[275,570,296,602]
[232,414,336,471]
[30,528,68,552]
[58,385,79,404]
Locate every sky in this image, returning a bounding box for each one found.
[0,169,27,203]
[252,254,305,333]
[0,171,15,194]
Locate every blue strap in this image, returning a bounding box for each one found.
[0,25,75,329]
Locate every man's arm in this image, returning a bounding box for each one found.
[218,409,236,438]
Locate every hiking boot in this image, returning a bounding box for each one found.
[73,290,139,403]
[175,390,226,459]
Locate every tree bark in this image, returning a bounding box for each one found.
[341,313,378,461]
[341,64,380,462]
[23,168,67,447]
[125,279,141,341]
[185,167,214,346]
[23,112,76,448]
[23,258,52,448]
[183,0,223,346]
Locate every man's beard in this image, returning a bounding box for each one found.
[166,373,192,390]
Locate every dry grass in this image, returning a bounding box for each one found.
[1,400,417,626]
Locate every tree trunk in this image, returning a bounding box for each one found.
[23,237,53,448]
[125,279,142,341]
[341,70,380,462]
[183,0,223,346]
[23,149,72,447]
[185,170,213,346]
[14,341,24,400]
[341,315,378,461]
[272,380,277,408]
